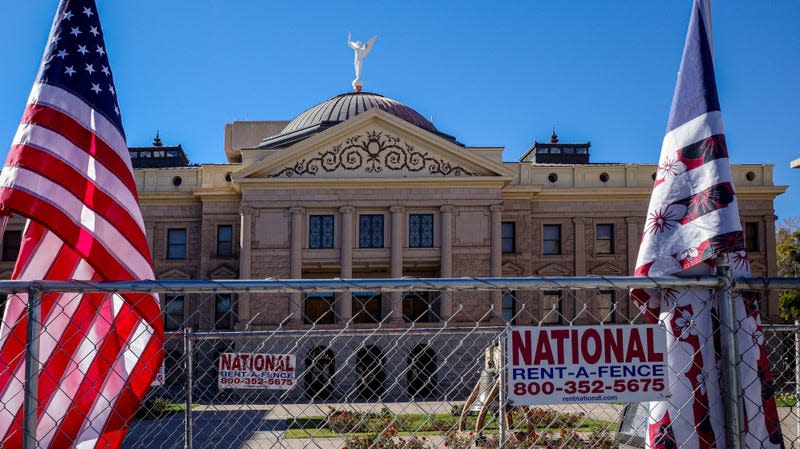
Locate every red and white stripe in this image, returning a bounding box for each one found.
[0,83,163,449]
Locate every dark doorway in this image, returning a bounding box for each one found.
[303,346,335,400]
[355,345,386,398]
[406,344,437,398]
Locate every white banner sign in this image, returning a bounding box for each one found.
[151,364,165,386]
[507,325,667,405]
[218,353,296,390]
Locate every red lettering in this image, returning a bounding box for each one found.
[231,355,242,370]
[581,329,601,364]
[626,330,646,362]
[512,330,532,365]
[533,331,555,364]
[646,327,664,362]
[550,330,569,364]
[220,353,232,370]
[571,329,579,364]
[254,354,265,371]
[287,356,295,372]
[603,328,624,363]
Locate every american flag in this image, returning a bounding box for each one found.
[0,1,163,448]
[634,1,782,448]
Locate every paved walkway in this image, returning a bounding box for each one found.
[122,403,800,449]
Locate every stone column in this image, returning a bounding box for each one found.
[289,207,304,324]
[338,206,355,322]
[572,218,587,323]
[763,214,779,319]
[489,205,503,320]
[439,205,454,320]
[238,204,253,328]
[389,206,405,323]
[626,218,640,275]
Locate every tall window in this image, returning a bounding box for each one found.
[502,222,516,253]
[502,291,517,324]
[167,228,187,259]
[2,230,21,262]
[352,291,382,324]
[359,214,384,248]
[595,224,614,254]
[745,222,760,252]
[409,214,434,248]
[597,290,615,323]
[541,290,561,324]
[164,294,185,331]
[214,293,235,329]
[543,225,561,255]
[217,225,233,257]
[304,292,335,324]
[309,215,335,249]
[403,292,441,323]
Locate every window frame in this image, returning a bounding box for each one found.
[596,290,616,323]
[595,223,615,255]
[542,224,562,255]
[502,222,516,253]
[541,290,562,324]
[2,230,22,262]
[502,291,517,324]
[164,294,185,331]
[167,228,187,260]
[359,214,385,249]
[408,213,434,248]
[214,293,235,329]
[304,292,335,324]
[745,222,760,252]
[217,225,234,257]
[309,214,335,249]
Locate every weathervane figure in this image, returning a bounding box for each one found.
[347,31,377,92]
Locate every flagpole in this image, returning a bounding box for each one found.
[716,253,743,449]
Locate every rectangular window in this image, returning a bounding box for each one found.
[352,291,382,324]
[304,292,335,324]
[745,222,760,252]
[2,230,21,262]
[359,214,384,248]
[402,292,441,323]
[597,290,615,323]
[217,225,233,257]
[409,214,434,248]
[543,224,561,255]
[595,224,614,254]
[502,222,516,253]
[502,291,517,324]
[164,294,185,331]
[541,290,561,324]
[309,215,335,249]
[167,228,187,259]
[214,293,235,329]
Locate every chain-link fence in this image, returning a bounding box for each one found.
[2,276,800,449]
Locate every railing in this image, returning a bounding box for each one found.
[2,275,800,449]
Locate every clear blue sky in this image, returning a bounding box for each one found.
[1,1,798,220]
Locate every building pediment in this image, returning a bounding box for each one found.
[209,265,238,280]
[588,262,625,275]
[235,109,510,182]
[502,262,525,276]
[158,268,192,280]
[536,263,571,276]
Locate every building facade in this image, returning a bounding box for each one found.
[0,91,786,330]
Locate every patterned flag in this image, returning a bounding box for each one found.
[634,1,782,448]
[0,1,163,448]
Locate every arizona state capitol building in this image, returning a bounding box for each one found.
[0,53,786,400]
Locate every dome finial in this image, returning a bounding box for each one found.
[347,31,377,92]
[153,130,163,147]
[550,128,559,143]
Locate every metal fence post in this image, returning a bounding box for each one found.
[716,253,743,449]
[498,336,507,449]
[184,327,193,449]
[23,287,41,449]
[795,321,800,444]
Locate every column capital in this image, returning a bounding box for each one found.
[572,217,589,225]
[339,205,356,215]
[762,214,778,223]
[489,204,504,214]
[289,206,305,216]
[239,203,253,216]
[625,217,640,224]
[440,205,455,214]
[390,205,405,214]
